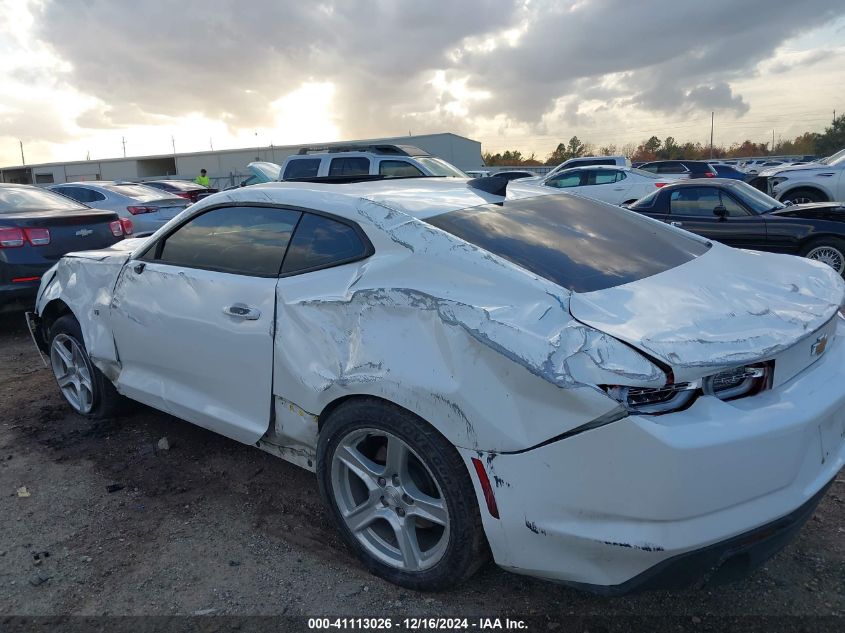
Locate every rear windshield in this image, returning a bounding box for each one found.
[0,186,89,213]
[103,183,169,201]
[425,194,709,293]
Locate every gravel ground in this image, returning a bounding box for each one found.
[0,310,843,627]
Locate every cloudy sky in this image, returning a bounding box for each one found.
[1,0,843,166]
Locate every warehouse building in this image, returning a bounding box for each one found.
[0,133,483,187]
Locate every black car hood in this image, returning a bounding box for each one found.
[768,202,845,219]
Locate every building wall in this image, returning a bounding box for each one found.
[0,133,484,185]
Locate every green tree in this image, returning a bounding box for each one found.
[566,136,586,159]
[815,115,845,156]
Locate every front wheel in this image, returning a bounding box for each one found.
[48,315,125,418]
[802,237,845,276]
[781,188,827,204]
[317,399,488,590]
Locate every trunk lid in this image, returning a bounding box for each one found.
[143,198,190,220]
[568,243,844,382]
[0,208,121,261]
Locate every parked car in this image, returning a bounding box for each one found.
[638,160,717,179]
[525,165,673,205]
[29,178,845,593]
[48,182,191,236]
[464,170,492,178]
[626,178,845,274]
[489,170,534,181]
[280,144,467,180]
[750,148,845,204]
[743,160,789,176]
[142,179,217,203]
[708,163,750,181]
[0,184,127,313]
[541,155,630,181]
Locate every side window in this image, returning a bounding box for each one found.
[329,157,370,176]
[147,206,301,276]
[657,163,688,175]
[282,213,369,274]
[283,158,321,180]
[81,188,106,202]
[545,171,582,188]
[590,170,620,185]
[669,187,723,217]
[639,164,658,173]
[719,192,750,217]
[379,160,424,178]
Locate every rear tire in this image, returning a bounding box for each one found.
[801,237,845,276]
[317,399,489,590]
[48,314,125,418]
[781,188,827,204]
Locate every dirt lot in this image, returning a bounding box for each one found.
[0,310,843,626]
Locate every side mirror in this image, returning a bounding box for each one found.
[713,205,728,219]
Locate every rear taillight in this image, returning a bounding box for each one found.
[0,227,50,247]
[24,228,51,245]
[119,218,134,235]
[655,182,669,188]
[127,206,156,215]
[174,192,193,199]
[109,221,124,237]
[704,172,716,178]
[0,227,26,248]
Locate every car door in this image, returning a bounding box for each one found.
[577,169,632,203]
[666,186,766,248]
[108,204,301,444]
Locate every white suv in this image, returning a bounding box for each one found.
[761,148,845,203]
[280,144,467,180]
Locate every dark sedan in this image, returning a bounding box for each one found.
[491,170,535,181]
[143,179,217,203]
[626,179,845,275]
[0,184,126,312]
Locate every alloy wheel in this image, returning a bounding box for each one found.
[806,245,845,275]
[50,333,95,414]
[331,428,450,572]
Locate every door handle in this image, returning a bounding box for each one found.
[613,186,625,191]
[670,221,683,228]
[223,304,261,320]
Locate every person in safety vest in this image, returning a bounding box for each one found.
[195,169,210,187]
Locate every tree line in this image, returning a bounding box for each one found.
[482,114,845,166]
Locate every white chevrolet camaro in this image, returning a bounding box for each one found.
[28,178,845,593]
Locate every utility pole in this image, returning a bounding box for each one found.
[709,112,714,158]
[171,136,176,155]
[772,129,775,155]
[121,136,127,158]
[19,140,25,165]
[209,137,214,151]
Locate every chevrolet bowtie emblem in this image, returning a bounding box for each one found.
[76,229,93,237]
[811,334,828,357]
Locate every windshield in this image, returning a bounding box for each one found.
[416,157,467,178]
[628,189,660,209]
[104,183,172,201]
[819,148,845,166]
[425,194,709,293]
[249,161,282,182]
[0,186,89,213]
[731,181,786,213]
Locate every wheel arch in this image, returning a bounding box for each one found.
[778,184,831,202]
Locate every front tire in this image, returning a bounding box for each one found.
[802,237,845,276]
[781,188,827,204]
[317,399,488,590]
[48,314,125,418]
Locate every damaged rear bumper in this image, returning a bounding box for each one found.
[459,320,845,592]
